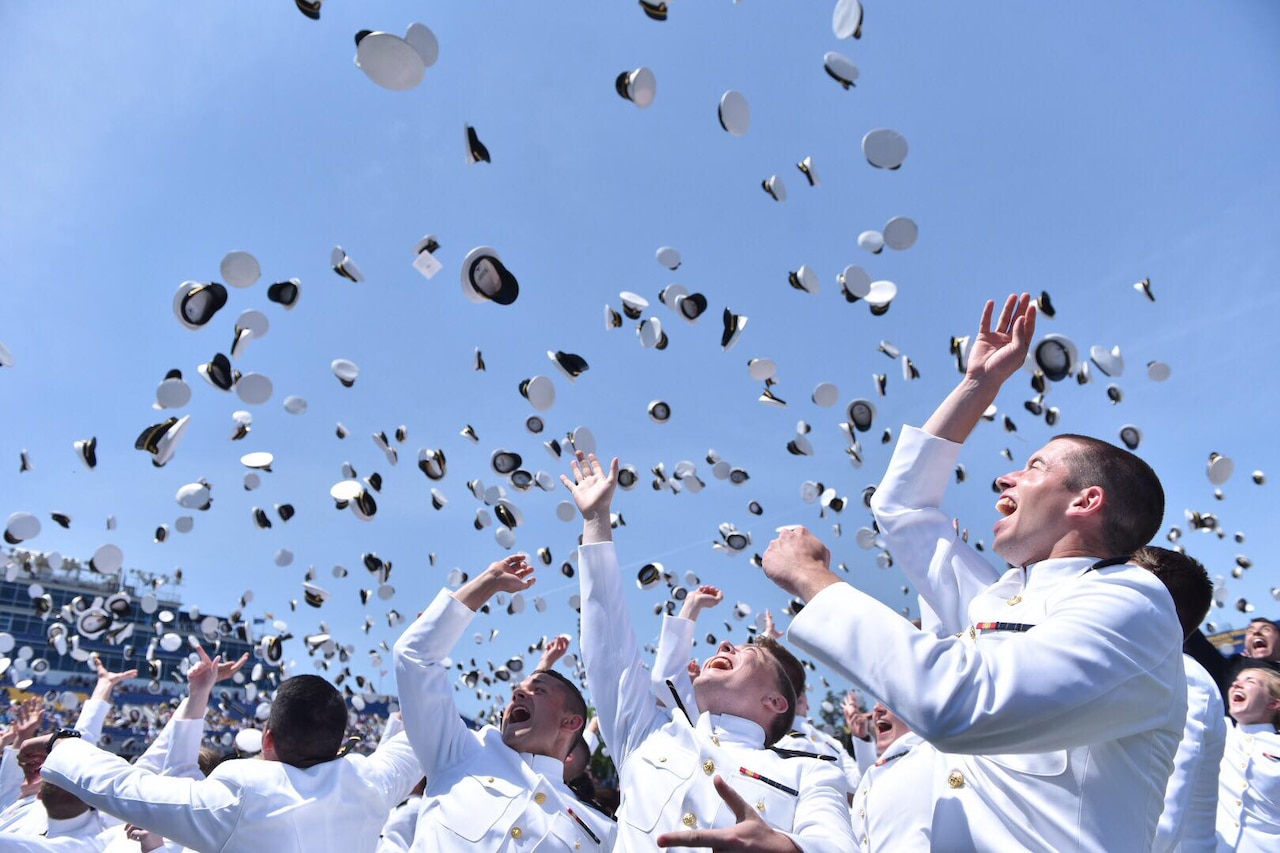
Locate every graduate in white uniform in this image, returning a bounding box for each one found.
[392,554,616,852]
[35,670,420,853]
[762,293,1187,852]
[851,702,930,851]
[1,657,127,837]
[651,592,863,803]
[1216,666,1280,851]
[1130,546,1224,853]
[564,450,855,852]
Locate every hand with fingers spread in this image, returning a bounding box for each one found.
[537,634,572,671]
[91,653,139,702]
[843,691,871,742]
[678,585,724,622]
[184,645,250,720]
[13,696,45,744]
[656,774,801,852]
[561,450,619,545]
[924,293,1037,444]
[454,554,536,612]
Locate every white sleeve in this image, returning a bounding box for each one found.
[1155,658,1225,853]
[788,577,1183,755]
[0,745,22,810]
[651,614,698,714]
[781,758,860,853]
[350,731,421,814]
[869,425,1003,633]
[392,589,481,777]
[579,541,663,763]
[376,797,419,853]
[39,738,240,852]
[378,712,405,747]
[582,726,600,755]
[850,734,877,773]
[132,699,185,776]
[73,697,110,745]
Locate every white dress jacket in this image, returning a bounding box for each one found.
[789,425,1187,852]
[579,540,856,852]
[393,589,615,852]
[40,720,420,853]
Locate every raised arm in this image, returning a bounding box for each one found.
[537,634,572,672]
[922,293,1036,443]
[75,655,139,745]
[32,733,241,852]
[652,585,723,713]
[774,532,1182,754]
[566,450,663,760]
[393,555,534,775]
[140,646,249,779]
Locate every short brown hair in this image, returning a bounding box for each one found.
[532,668,588,729]
[1054,434,1164,556]
[752,637,799,746]
[1130,546,1211,640]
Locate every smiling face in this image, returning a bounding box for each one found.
[993,439,1086,567]
[1227,669,1280,725]
[872,702,912,755]
[1243,621,1280,661]
[500,672,582,757]
[693,641,793,743]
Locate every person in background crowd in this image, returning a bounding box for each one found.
[1131,545,1224,853]
[1216,666,1280,851]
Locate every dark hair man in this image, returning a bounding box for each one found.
[35,668,420,852]
[565,450,854,851]
[392,554,616,851]
[762,294,1187,851]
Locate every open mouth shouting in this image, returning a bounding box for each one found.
[703,654,734,673]
[504,703,532,726]
[995,495,1017,516]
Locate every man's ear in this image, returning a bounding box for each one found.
[561,713,585,736]
[261,728,277,761]
[762,691,789,716]
[1066,485,1105,518]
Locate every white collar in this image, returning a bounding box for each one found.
[521,750,567,781]
[696,711,766,748]
[46,808,99,839]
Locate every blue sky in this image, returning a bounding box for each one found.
[2,1,1279,717]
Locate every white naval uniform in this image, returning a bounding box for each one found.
[650,614,863,797]
[579,541,855,852]
[0,809,112,851]
[96,696,209,853]
[376,793,421,853]
[850,732,929,851]
[39,720,420,853]
[1156,655,1227,853]
[392,589,615,853]
[1215,720,1280,852]
[789,425,1186,852]
[0,698,111,838]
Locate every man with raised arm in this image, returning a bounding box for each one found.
[565,451,854,852]
[35,664,419,853]
[393,554,615,852]
[762,293,1186,851]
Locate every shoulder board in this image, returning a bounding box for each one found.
[769,745,836,761]
[574,795,618,822]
